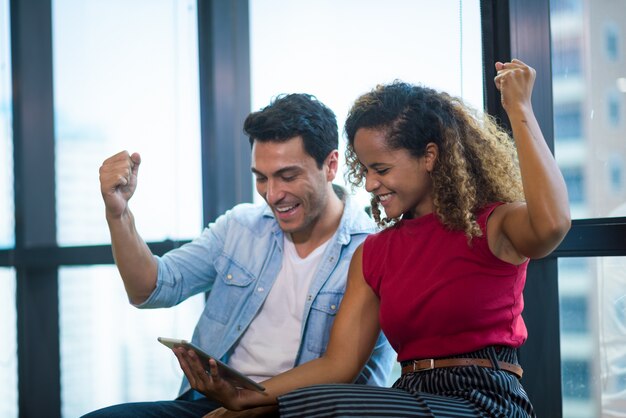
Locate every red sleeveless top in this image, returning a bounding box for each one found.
[362,203,528,361]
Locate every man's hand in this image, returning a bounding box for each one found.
[99,150,141,219]
[203,406,279,418]
[174,348,247,411]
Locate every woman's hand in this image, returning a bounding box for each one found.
[494,59,536,117]
[203,406,279,418]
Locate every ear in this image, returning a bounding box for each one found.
[424,142,439,173]
[324,150,340,182]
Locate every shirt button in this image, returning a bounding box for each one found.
[331,304,337,310]
[307,295,312,301]
[226,274,233,280]
[257,287,264,292]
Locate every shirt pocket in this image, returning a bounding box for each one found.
[206,253,257,324]
[306,291,343,354]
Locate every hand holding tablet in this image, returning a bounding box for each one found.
[158,337,265,392]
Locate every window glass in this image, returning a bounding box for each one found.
[562,359,592,399]
[559,295,589,333]
[552,0,626,219]
[609,154,623,193]
[607,91,621,127]
[558,257,596,417]
[597,255,626,417]
[552,37,583,77]
[554,103,583,139]
[559,256,626,418]
[0,268,17,418]
[552,3,626,413]
[249,0,484,211]
[552,0,583,13]
[0,0,14,249]
[604,24,620,61]
[52,0,202,246]
[59,266,204,417]
[561,166,585,204]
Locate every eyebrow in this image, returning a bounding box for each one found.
[251,166,302,177]
[365,162,390,169]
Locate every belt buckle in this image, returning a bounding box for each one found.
[413,358,435,372]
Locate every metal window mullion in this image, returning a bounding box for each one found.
[10,0,60,417]
[197,0,252,225]
[481,0,562,416]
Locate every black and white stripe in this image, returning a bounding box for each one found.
[278,347,536,418]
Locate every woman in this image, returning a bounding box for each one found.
[176,59,571,417]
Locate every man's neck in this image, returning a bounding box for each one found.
[291,186,344,258]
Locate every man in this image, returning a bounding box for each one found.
[84,94,395,417]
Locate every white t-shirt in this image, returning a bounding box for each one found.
[227,233,331,382]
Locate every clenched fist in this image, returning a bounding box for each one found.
[99,150,141,219]
[494,58,536,116]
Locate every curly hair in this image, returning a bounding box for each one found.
[244,93,338,168]
[344,81,524,238]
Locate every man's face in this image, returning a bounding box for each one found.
[251,136,336,240]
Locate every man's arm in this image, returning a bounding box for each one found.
[99,150,157,304]
[173,243,382,410]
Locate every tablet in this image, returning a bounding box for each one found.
[157,337,265,392]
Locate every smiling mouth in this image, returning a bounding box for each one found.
[377,193,393,203]
[275,203,300,214]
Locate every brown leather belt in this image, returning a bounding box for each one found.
[401,358,523,379]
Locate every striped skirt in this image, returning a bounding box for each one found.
[278,346,536,417]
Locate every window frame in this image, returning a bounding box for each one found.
[484,1,626,417]
[4,0,626,417]
[5,0,251,416]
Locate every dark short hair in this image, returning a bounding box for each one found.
[243,93,338,168]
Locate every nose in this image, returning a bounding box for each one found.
[265,179,284,205]
[364,173,379,193]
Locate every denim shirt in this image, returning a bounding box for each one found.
[138,187,396,396]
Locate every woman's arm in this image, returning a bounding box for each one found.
[491,59,571,260]
[174,244,382,410]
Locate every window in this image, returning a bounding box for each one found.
[609,154,623,194]
[551,0,582,14]
[552,1,626,218]
[597,255,626,416]
[52,1,205,414]
[249,0,484,210]
[561,166,585,204]
[53,0,203,246]
[554,103,583,139]
[250,0,482,387]
[559,296,589,333]
[559,257,595,417]
[607,91,621,127]
[0,268,17,418]
[0,0,13,249]
[561,359,591,399]
[59,266,204,417]
[559,255,626,417]
[0,3,16,414]
[605,24,620,62]
[552,2,626,416]
[552,38,583,77]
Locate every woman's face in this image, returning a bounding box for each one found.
[353,127,436,219]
